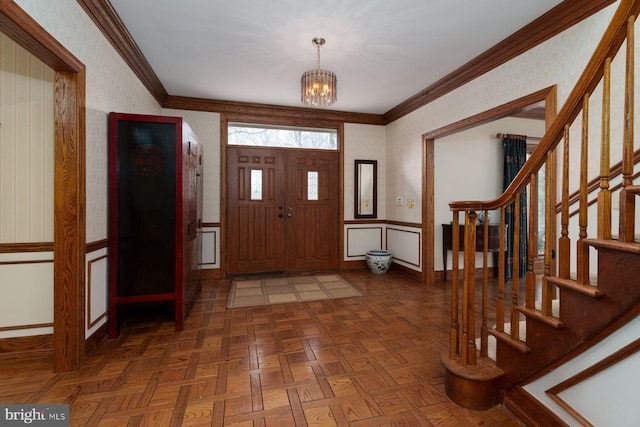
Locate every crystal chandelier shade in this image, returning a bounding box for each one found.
[301,38,337,107]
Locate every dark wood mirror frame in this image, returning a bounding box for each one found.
[354,159,377,219]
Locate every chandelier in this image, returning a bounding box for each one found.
[301,37,337,108]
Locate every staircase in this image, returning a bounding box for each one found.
[441,0,640,418]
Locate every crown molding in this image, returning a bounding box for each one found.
[76,0,168,105]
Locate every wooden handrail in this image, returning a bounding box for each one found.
[450,0,640,212]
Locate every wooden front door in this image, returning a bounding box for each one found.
[226,147,339,275]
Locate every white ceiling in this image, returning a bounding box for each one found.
[109,0,563,114]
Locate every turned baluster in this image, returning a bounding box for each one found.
[449,211,460,360]
[461,211,477,366]
[577,94,590,285]
[511,194,520,341]
[598,57,612,240]
[620,16,636,242]
[526,174,537,310]
[480,211,489,358]
[542,152,555,316]
[559,124,571,279]
[496,209,505,333]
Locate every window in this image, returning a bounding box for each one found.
[250,169,262,200]
[228,123,338,150]
[307,171,318,200]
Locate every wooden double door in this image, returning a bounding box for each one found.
[227,147,339,275]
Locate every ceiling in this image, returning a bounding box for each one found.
[109,0,564,115]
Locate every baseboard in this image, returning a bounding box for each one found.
[390,263,421,280]
[342,260,367,270]
[441,267,499,282]
[0,334,53,355]
[504,386,567,427]
[85,322,108,355]
[201,268,221,279]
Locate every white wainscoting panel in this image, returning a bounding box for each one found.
[0,251,53,338]
[86,247,108,338]
[202,226,220,269]
[345,225,384,259]
[386,226,421,271]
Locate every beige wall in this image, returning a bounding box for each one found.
[14,0,162,243]
[384,3,618,226]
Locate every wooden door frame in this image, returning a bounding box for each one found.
[220,115,344,277]
[421,86,557,284]
[1,3,86,371]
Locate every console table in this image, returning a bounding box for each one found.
[442,223,505,281]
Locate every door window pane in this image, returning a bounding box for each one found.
[250,169,262,200]
[308,171,318,200]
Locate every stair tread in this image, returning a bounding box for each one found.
[568,272,598,286]
[518,305,565,329]
[547,276,604,298]
[610,234,640,243]
[583,237,640,253]
[533,299,560,317]
[488,329,531,354]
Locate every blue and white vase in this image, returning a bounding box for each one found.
[365,250,392,274]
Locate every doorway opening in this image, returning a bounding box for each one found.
[422,86,557,283]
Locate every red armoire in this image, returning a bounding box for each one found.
[108,113,203,338]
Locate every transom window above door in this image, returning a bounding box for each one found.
[228,123,338,150]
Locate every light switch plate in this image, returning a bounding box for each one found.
[396,197,403,206]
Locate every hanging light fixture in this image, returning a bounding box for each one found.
[301,37,337,108]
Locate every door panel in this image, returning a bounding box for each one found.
[227,148,285,274]
[285,150,339,271]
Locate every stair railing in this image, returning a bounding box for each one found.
[444,0,640,377]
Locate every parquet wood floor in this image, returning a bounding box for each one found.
[0,271,525,426]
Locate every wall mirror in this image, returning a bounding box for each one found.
[355,160,377,218]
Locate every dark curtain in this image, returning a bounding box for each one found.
[502,135,528,279]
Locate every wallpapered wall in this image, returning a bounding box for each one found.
[11,0,629,248]
[384,3,619,225]
[163,109,221,223]
[344,123,386,220]
[3,0,161,339]
[14,0,162,243]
